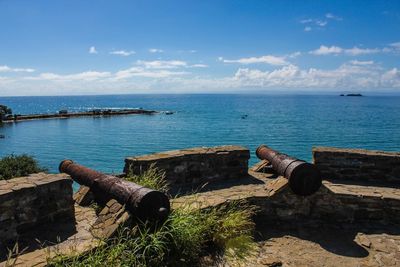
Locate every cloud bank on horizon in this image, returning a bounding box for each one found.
[0,0,399,96]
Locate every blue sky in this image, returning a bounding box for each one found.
[0,0,399,96]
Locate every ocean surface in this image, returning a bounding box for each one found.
[0,94,399,175]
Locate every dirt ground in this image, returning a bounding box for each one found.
[246,221,400,267]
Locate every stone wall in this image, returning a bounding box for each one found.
[124,146,250,190]
[0,173,74,245]
[254,177,400,224]
[313,147,400,185]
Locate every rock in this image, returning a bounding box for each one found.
[259,257,283,266]
[357,234,371,248]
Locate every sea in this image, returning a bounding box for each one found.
[0,94,399,175]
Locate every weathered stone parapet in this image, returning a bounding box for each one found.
[173,169,400,225]
[313,146,400,185]
[258,178,400,224]
[124,145,250,190]
[0,173,74,246]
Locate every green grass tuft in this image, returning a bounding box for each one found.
[49,165,258,266]
[125,163,169,193]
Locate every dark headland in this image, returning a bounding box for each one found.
[340,93,363,97]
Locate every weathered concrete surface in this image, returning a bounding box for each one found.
[313,146,400,185]
[0,173,74,246]
[124,145,250,192]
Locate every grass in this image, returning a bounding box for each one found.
[0,154,47,180]
[49,166,258,266]
[125,163,169,193]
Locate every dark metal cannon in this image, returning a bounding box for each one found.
[59,160,170,222]
[256,145,322,196]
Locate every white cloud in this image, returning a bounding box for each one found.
[300,14,341,32]
[232,63,389,89]
[133,60,206,69]
[110,50,136,56]
[345,47,380,56]
[350,60,374,65]
[381,68,400,87]
[26,71,111,81]
[0,65,35,72]
[390,42,400,49]
[288,52,302,58]
[115,67,188,79]
[178,49,197,53]
[300,19,313,24]
[326,13,343,21]
[218,55,288,65]
[136,60,187,69]
[89,46,98,54]
[310,45,380,56]
[300,18,330,28]
[310,45,343,55]
[149,48,164,53]
[189,64,208,68]
[315,20,327,27]
[2,58,399,96]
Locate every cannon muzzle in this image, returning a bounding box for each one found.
[59,160,170,222]
[256,145,322,196]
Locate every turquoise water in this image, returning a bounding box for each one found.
[0,94,399,174]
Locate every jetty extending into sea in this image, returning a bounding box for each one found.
[0,108,157,123]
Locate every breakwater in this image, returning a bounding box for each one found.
[0,108,157,123]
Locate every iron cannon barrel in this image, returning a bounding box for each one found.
[59,160,170,222]
[256,145,322,196]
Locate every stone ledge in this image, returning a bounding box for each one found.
[313,146,400,185]
[313,146,400,157]
[1,204,100,267]
[172,169,400,224]
[124,145,250,192]
[0,173,74,248]
[125,145,249,162]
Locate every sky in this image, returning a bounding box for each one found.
[0,0,399,96]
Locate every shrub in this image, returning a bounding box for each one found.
[49,166,257,266]
[0,154,47,180]
[0,104,12,115]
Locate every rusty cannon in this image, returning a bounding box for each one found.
[59,160,170,222]
[256,145,322,196]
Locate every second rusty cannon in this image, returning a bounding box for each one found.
[59,160,170,222]
[256,145,322,196]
